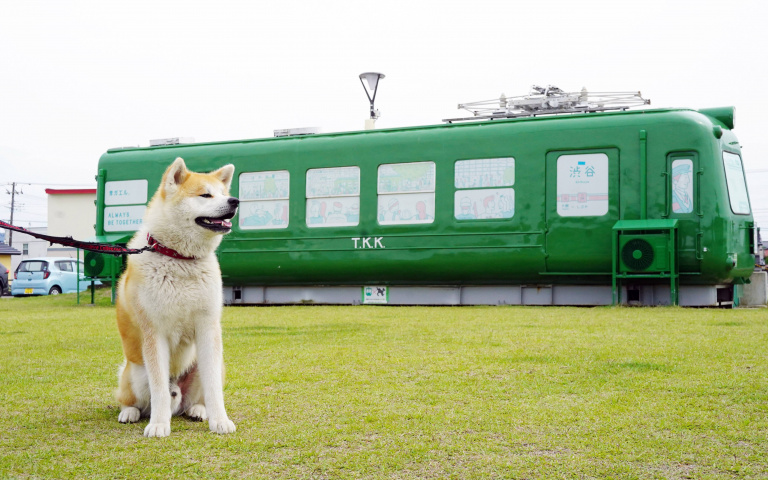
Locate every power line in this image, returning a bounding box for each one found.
[4,181,94,187]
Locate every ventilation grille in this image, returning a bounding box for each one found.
[621,238,655,271]
[84,251,121,278]
[618,234,670,273]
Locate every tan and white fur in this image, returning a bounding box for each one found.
[115,157,238,437]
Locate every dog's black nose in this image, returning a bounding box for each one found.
[228,197,239,207]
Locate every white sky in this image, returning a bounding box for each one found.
[1,0,767,229]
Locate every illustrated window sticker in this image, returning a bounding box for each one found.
[377,162,436,225]
[454,158,515,221]
[240,200,289,229]
[454,188,514,220]
[307,167,360,198]
[455,158,515,188]
[307,197,360,227]
[722,152,751,215]
[671,159,694,214]
[239,170,290,230]
[306,167,360,228]
[556,153,609,217]
[378,192,435,225]
[239,171,290,201]
[377,162,436,194]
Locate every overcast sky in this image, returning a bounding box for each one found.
[1,0,767,228]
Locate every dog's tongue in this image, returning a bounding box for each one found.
[208,218,232,228]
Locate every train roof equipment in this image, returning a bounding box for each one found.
[444,85,650,123]
[149,137,195,146]
[273,127,320,138]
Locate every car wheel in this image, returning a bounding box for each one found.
[49,286,62,295]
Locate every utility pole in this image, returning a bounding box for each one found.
[6,182,22,247]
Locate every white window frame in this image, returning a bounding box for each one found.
[238,170,290,230]
[306,166,361,228]
[377,162,436,226]
[722,152,751,215]
[556,153,609,217]
[454,158,515,221]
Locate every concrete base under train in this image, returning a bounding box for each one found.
[223,284,738,307]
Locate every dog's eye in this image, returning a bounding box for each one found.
[200,193,213,198]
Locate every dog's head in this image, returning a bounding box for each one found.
[158,157,239,236]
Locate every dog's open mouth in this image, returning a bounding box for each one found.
[195,211,236,232]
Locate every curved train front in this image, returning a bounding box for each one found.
[94,106,757,306]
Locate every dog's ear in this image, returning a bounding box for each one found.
[162,158,189,197]
[212,164,235,190]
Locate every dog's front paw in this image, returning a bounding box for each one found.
[144,422,171,438]
[118,406,141,424]
[185,404,207,421]
[209,417,236,434]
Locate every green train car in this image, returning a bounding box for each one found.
[92,105,756,306]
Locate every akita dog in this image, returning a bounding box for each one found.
[115,157,238,437]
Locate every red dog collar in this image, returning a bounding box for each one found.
[146,234,196,260]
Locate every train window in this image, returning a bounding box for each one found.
[306,166,360,227]
[103,179,149,232]
[722,152,751,214]
[454,158,515,220]
[238,170,290,230]
[671,159,694,214]
[377,162,436,225]
[556,153,609,217]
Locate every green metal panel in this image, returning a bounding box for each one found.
[544,148,620,276]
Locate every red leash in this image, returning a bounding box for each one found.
[0,220,193,259]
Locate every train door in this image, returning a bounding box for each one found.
[666,152,700,273]
[545,149,620,274]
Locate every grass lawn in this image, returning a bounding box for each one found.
[0,289,767,479]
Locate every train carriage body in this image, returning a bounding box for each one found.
[94,106,756,306]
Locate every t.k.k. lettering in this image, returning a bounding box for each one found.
[351,237,385,249]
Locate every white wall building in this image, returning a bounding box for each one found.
[8,188,96,272]
[44,188,97,262]
[5,188,96,279]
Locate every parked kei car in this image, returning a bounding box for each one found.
[11,257,99,296]
[0,262,8,296]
